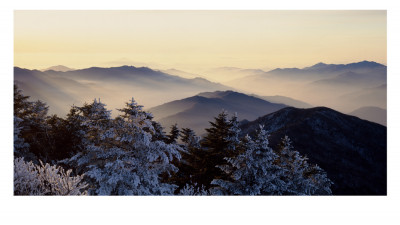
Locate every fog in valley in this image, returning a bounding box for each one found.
[14,60,387,129]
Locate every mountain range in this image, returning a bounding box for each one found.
[14,66,231,116]
[227,61,387,113]
[240,107,387,195]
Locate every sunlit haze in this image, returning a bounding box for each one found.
[15,10,386,75]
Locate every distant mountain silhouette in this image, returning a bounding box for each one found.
[14,66,232,116]
[308,69,386,89]
[149,90,287,135]
[240,107,387,195]
[227,61,387,113]
[14,67,88,114]
[269,60,386,75]
[42,65,75,72]
[349,106,387,126]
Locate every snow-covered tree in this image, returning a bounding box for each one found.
[65,99,112,175]
[225,113,241,152]
[304,164,333,195]
[276,136,332,195]
[14,158,41,195]
[66,98,182,195]
[14,116,29,157]
[14,157,87,195]
[212,126,286,195]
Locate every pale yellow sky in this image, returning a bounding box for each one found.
[14,10,386,71]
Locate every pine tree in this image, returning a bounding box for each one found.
[199,110,234,188]
[14,84,31,119]
[168,127,204,193]
[64,105,87,154]
[180,128,200,148]
[166,124,180,144]
[14,85,53,162]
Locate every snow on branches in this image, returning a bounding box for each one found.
[14,157,88,195]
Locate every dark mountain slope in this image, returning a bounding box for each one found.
[240,107,386,195]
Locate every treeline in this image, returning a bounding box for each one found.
[14,85,332,195]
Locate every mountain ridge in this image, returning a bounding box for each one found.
[14,66,233,116]
[149,90,287,135]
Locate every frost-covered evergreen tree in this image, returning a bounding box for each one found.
[66,98,181,195]
[14,157,87,195]
[14,116,29,157]
[276,136,332,195]
[225,113,241,152]
[304,164,333,195]
[65,99,112,174]
[212,126,286,195]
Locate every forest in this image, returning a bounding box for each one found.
[14,84,332,195]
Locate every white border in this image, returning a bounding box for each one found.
[1,1,400,225]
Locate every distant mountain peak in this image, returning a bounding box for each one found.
[269,67,302,73]
[196,90,242,99]
[42,65,74,72]
[307,62,327,69]
[347,60,385,68]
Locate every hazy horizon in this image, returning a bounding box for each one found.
[14,59,386,83]
[15,10,386,74]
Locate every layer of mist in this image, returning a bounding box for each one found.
[14,60,386,127]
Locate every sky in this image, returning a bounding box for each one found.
[15,10,386,72]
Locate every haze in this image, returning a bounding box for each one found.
[15,10,386,82]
